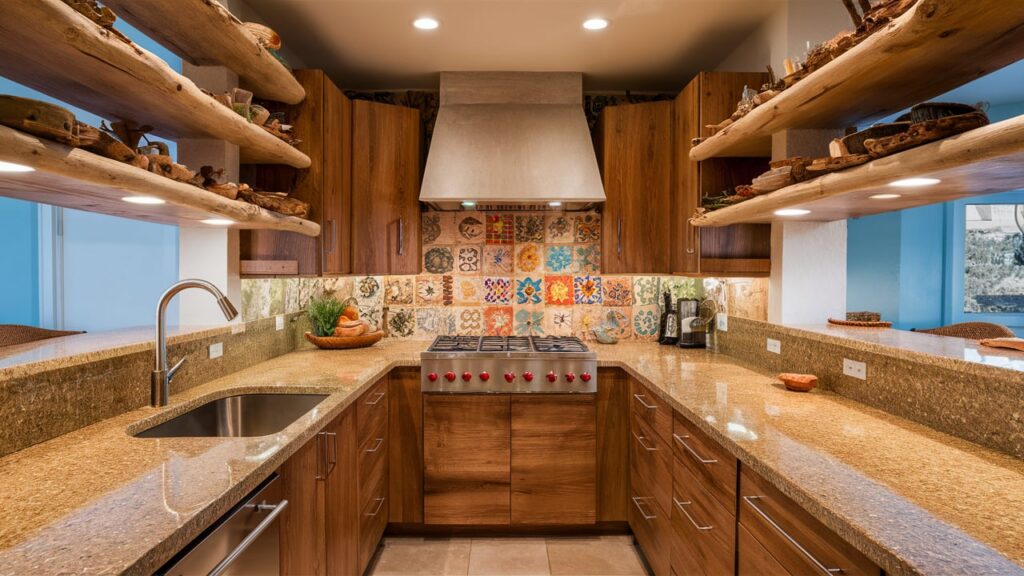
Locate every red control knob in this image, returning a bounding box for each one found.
[479,371,490,381]
[522,371,534,382]
[504,372,516,383]
[444,371,456,382]
[546,371,558,382]
[462,371,473,382]
[580,372,592,382]
[565,372,576,383]
[428,372,439,382]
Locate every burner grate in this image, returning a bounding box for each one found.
[428,336,480,352]
[531,336,588,353]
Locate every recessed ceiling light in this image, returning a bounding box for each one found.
[548,201,562,207]
[774,208,811,217]
[869,193,902,200]
[201,218,233,226]
[413,17,439,30]
[461,201,476,208]
[0,161,35,173]
[889,177,940,187]
[122,195,166,205]
[582,18,609,30]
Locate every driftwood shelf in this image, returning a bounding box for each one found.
[0,0,311,168]
[0,125,320,236]
[690,0,1024,160]
[690,114,1024,226]
[102,0,305,104]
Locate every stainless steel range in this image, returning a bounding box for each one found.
[421,336,597,393]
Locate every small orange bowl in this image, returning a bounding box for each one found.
[778,373,818,392]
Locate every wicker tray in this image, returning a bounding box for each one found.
[304,330,384,350]
[827,318,892,328]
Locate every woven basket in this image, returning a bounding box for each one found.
[304,330,383,350]
[828,318,892,328]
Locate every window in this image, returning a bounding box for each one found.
[964,204,1024,314]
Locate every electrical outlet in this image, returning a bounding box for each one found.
[716,313,728,332]
[209,342,223,359]
[843,358,867,380]
[230,322,246,335]
[276,315,285,331]
[766,338,781,354]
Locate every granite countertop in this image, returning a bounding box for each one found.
[1,341,1023,576]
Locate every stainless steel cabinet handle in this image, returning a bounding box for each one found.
[633,393,657,410]
[631,496,656,520]
[207,499,289,576]
[365,437,384,453]
[326,431,337,477]
[632,431,658,452]
[616,216,623,256]
[366,497,386,517]
[397,218,405,256]
[673,433,718,464]
[743,495,842,575]
[366,391,386,406]
[673,497,712,531]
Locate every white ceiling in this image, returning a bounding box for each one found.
[245,0,785,91]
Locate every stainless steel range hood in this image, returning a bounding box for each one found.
[420,72,605,210]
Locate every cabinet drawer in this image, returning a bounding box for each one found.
[630,493,671,576]
[358,470,388,573]
[739,467,880,576]
[738,522,790,576]
[630,379,672,443]
[630,415,671,514]
[671,455,735,576]
[357,378,388,442]
[672,412,737,513]
[358,432,388,503]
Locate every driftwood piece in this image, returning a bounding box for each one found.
[110,120,153,151]
[751,166,797,194]
[76,121,136,163]
[804,154,872,177]
[0,96,78,146]
[863,112,989,158]
[238,188,311,218]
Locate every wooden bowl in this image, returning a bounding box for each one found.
[304,330,383,350]
[778,373,819,392]
[841,122,910,154]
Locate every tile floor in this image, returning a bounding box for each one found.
[367,535,649,576]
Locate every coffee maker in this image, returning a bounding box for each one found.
[677,298,716,348]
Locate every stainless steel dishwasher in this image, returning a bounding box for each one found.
[158,474,287,576]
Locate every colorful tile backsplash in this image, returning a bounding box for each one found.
[240,210,769,341]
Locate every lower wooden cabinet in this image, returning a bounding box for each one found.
[629,492,671,576]
[671,454,735,576]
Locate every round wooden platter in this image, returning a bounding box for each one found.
[827,318,893,328]
[304,330,384,350]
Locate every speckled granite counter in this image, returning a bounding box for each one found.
[1,341,1023,576]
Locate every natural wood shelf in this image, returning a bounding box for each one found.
[691,114,1024,226]
[0,125,320,236]
[0,0,311,168]
[689,0,1024,160]
[102,0,305,104]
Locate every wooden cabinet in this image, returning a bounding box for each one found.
[279,425,327,576]
[671,451,735,576]
[672,71,772,276]
[672,411,737,513]
[597,101,674,274]
[629,380,673,576]
[596,368,629,522]
[388,367,424,525]
[355,378,389,573]
[351,100,422,275]
[241,69,352,276]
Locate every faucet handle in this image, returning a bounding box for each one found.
[167,356,187,382]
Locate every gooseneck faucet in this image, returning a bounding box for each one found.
[152,279,239,407]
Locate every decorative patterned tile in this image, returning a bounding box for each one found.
[603,277,634,307]
[515,277,543,305]
[484,306,514,336]
[574,212,602,243]
[387,307,416,338]
[384,276,415,305]
[421,212,443,245]
[661,277,702,308]
[483,277,513,305]
[544,275,574,306]
[455,211,486,243]
[240,279,265,322]
[441,275,455,306]
[482,245,513,275]
[456,245,482,274]
[423,246,455,275]
[298,278,324,310]
[572,306,603,340]
[632,276,660,306]
[416,307,456,338]
[575,244,601,273]
[573,275,603,305]
[357,276,383,302]
[267,279,285,316]
[543,307,574,336]
[603,307,634,339]
[358,303,383,331]
[321,277,354,300]
[416,276,445,305]
[455,307,484,334]
[452,276,483,306]
[485,213,514,244]
[544,245,574,273]
[283,277,301,314]
[514,308,545,335]
[514,214,545,243]
[632,305,660,341]
[545,214,574,243]
[514,243,542,274]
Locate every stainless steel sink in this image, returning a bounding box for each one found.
[134,393,328,438]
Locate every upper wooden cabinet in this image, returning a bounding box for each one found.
[241,69,352,276]
[672,72,772,276]
[351,100,423,275]
[597,101,674,274]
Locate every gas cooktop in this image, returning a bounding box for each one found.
[426,335,590,354]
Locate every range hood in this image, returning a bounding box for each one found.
[420,72,605,210]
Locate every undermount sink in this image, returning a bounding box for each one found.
[134,393,328,438]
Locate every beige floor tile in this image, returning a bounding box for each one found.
[546,536,648,576]
[369,537,472,576]
[468,538,551,576]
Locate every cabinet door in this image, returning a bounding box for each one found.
[423,394,510,524]
[351,100,422,275]
[325,409,358,576]
[279,426,327,576]
[599,101,673,274]
[322,77,352,274]
[389,367,424,524]
[596,368,629,522]
[672,76,701,274]
[511,395,596,525]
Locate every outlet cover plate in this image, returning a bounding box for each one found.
[717,313,728,332]
[767,338,781,354]
[276,315,285,331]
[209,342,223,359]
[843,358,867,380]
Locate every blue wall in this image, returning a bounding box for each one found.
[0,199,39,325]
